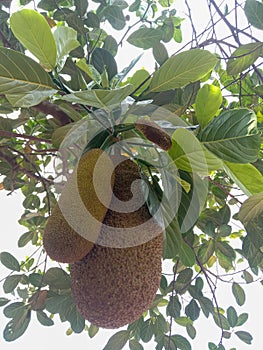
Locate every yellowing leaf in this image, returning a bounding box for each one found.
[224,162,263,196]
[169,128,223,174]
[10,9,57,71]
[239,192,263,224]
[195,84,222,127]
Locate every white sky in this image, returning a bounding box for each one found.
[1,0,263,349]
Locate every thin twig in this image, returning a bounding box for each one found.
[168,259,180,350]
[0,130,52,143]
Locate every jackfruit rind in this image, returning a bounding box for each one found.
[71,233,163,328]
[135,118,172,151]
[43,203,94,263]
[71,156,163,328]
[96,156,163,248]
[43,148,114,263]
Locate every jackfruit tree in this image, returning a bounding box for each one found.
[0,0,263,349]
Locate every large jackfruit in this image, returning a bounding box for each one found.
[43,148,114,263]
[71,157,163,328]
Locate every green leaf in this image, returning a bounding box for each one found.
[232,283,246,306]
[129,339,143,350]
[62,84,134,109]
[44,268,71,290]
[10,9,56,71]
[235,330,253,344]
[198,108,260,163]
[208,343,217,350]
[224,162,263,196]
[75,0,88,17]
[227,306,238,327]
[0,298,10,307]
[186,323,196,339]
[195,84,223,127]
[104,35,118,57]
[236,313,249,326]
[185,299,200,321]
[36,310,54,326]
[17,231,34,248]
[174,268,193,292]
[0,48,57,107]
[85,12,100,28]
[0,252,20,272]
[174,316,192,327]
[64,303,85,333]
[76,59,101,84]
[244,0,263,30]
[223,331,231,339]
[3,275,22,293]
[91,47,117,81]
[213,313,231,330]
[153,42,169,66]
[161,18,174,42]
[153,314,169,337]
[149,49,217,92]
[29,272,46,287]
[242,235,263,268]
[45,292,73,315]
[168,128,223,174]
[123,69,150,95]
[140,319,154,342]
[4,302,26,318]
[242,270,253,283]
[22,194,40,210]
[103,330,130,350]
[66,12,85,34]
[216,241,236,260]
[239,192,263,224]
[53,26,80,70]
[158,0,175,7]
[104,5,126,30]
[171,334,191,350]
[88,324,99,338]
[165,226,196,266]
[166,295,181,318]
[127,28,162,49]
[188,285,203,300]
[3,309,31,341]
[129,0,140,11]
[197,240,215,264]
[198,296,214,318]
[227,43,263,75]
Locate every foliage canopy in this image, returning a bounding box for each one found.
[0,0,263,349]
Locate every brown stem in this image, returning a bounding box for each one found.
[33,101,72,125]
[168,259,180,350]
[0,149,42,182]
[207,176,243,204]
[0,130,52,143]
[195,255,225,346]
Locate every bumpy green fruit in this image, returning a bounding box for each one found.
[43,148,114,263]
[71,157,163,328]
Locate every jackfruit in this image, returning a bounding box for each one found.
[43,148,114,263]
[135,118,172,151]
[71,156,163,328]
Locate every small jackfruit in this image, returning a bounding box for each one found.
[43,148,114,263]
[135,118,172,151]
[71,157,163,328]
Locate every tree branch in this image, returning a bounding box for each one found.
[33,101,72,125]
[0,130,52,143]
